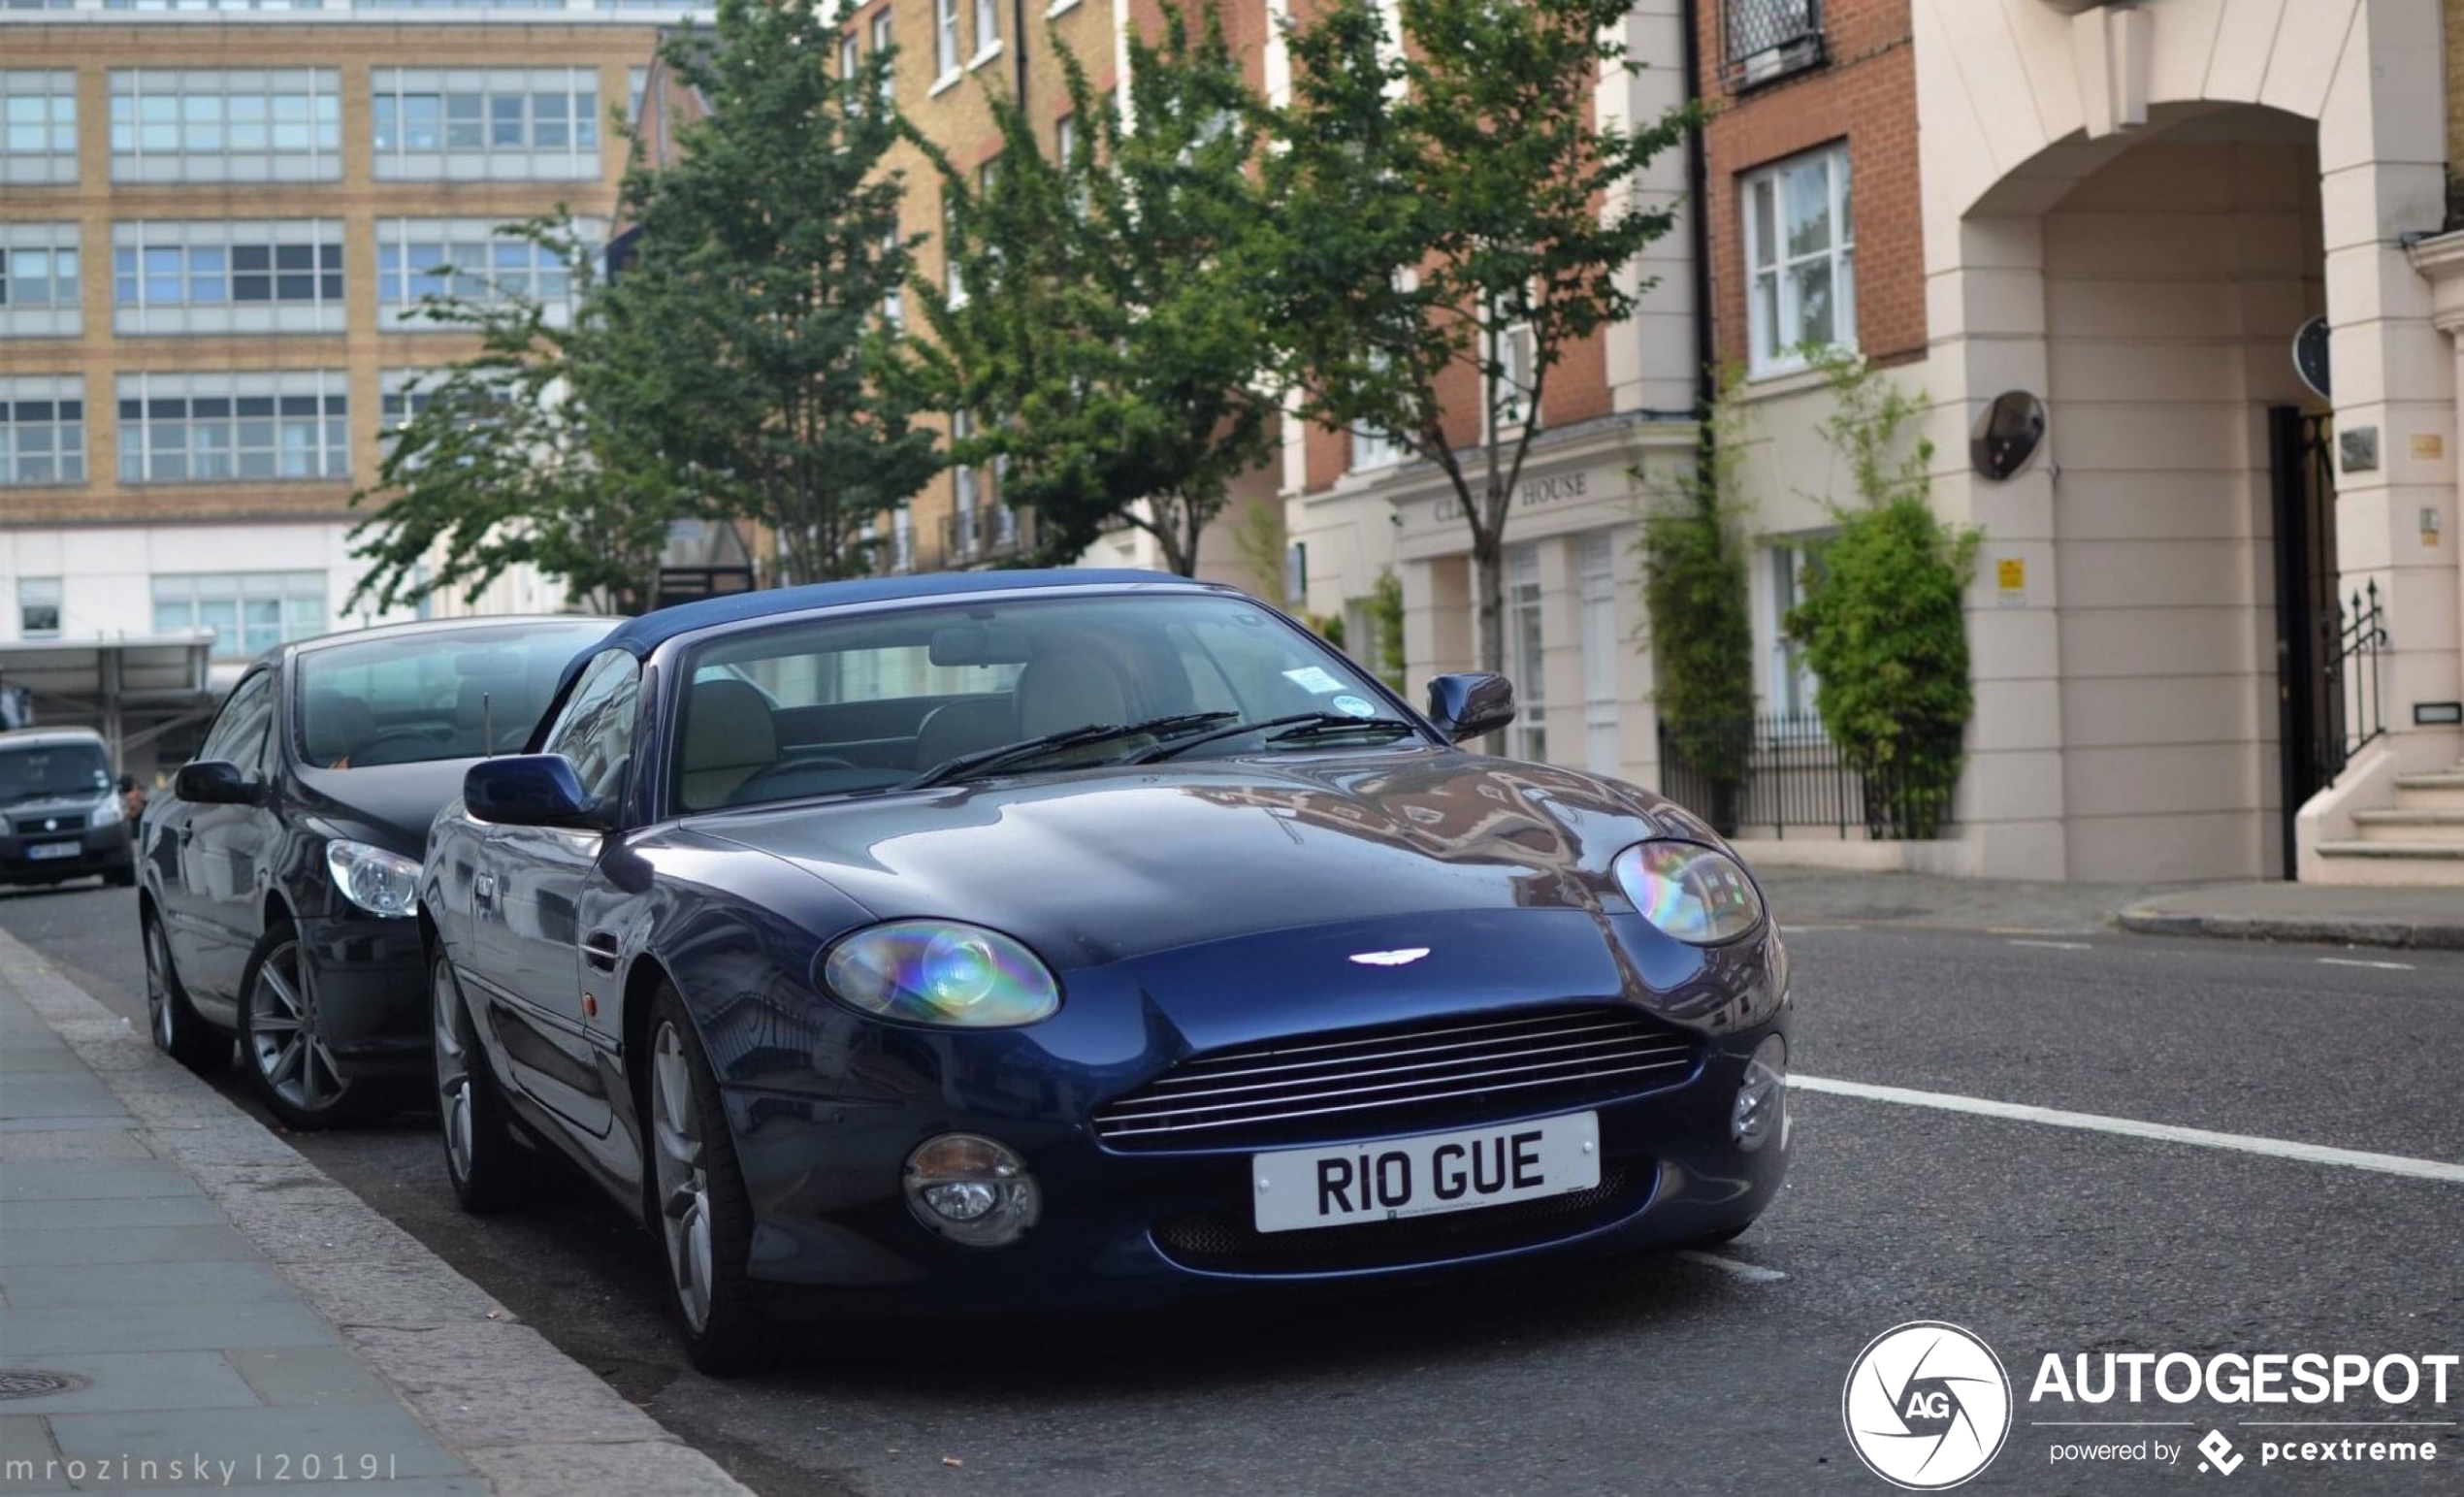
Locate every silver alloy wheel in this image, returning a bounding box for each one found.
[650,1022,714,1333]
[433,961,474,1183]
[247,936,346,1112]
[145,920,174,1052]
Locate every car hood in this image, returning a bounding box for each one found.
[695,748,1685,970]
[1,792,113,827]
[293,759,475,856]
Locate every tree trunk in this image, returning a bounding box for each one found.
[1470,518,1506,677]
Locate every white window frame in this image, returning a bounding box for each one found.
[1741,143,1854,379]
[0,377,86,490]
[972,0,1001,64]
[1505,543,1546,763]
[934,0,962,83]
[17,577,62,640]
[1764,537,1824,722]
[149,570,327,661]
[112,220,346,336]
[2,72,80,186]
[114,370,350,486]
[1486,321,1533,437]
[374,217,598,330]
[369,68,602,183]
[1575,532,1619,776]
[871,12,896,107]
[0,224,81,339]
[108,69,341,185]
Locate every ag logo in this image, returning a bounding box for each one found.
[1842,1320,2012,1489]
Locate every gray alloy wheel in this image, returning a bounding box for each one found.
[239,925,375,1128]
[143,911,227,1074]
[650,1020,716,1334]
[431,953,525,1213]
[435,961,477,1185]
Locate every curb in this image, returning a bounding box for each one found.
[0,928,756,1497]
[2114,907,2464,952]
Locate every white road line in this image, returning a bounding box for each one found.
[2319,957,2415,971]
[1676,1250,1788,1284]
[1793,1075,2464,1185]
[2007,938,2092,951]
[1778,925,1855,934]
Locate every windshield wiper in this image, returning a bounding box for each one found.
[1132,711,1418,764]
[902,712,1238,789]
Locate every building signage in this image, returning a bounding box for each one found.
[1433,470,1594,525]
[1996,556,2027,607]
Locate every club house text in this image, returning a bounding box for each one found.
[1432,472,1589,524]
[1317,1130,1545,1213]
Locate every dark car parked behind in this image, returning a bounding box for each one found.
[141,614,616,1127]
[0,728,137,890]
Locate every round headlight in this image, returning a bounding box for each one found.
[1612,841,1765,944]
[821,920,1060,1027]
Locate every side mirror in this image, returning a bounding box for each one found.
[174,760,263,806]
[465,755,604,829]
[1425,672,1516,744]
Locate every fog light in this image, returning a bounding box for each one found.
[1733,1034,1786,1152]
[904,1133,1040,1247]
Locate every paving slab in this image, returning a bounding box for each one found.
[0,1223,257,1265]
[0,1351,262,1416]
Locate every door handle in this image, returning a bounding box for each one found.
[473,871,497,905]
[176,823,194,845]
[582,930,621,973]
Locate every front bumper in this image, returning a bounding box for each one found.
[727,1013,1790,1318]
[296,912,431,1079]
[0,825,132,884]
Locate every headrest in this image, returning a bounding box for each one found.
[302,691,374,765]
[683,677,778,772]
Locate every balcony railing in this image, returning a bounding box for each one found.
[1654,713,1960,841]
[1722,0,1825,91]
[942,505,1032,569]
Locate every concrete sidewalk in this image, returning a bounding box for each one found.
[1755,867,2464,951]
[0,930,752,1497]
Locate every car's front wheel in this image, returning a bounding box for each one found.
[643,985,780,1376]
[433,952,528,1214]
[238,922,382,1129]
[143,907,228,1074]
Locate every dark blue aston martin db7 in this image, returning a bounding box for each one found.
[421,570,1792,1372]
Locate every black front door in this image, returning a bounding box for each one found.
[2267,407,2340,878]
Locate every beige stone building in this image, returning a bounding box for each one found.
[0,0,687,745]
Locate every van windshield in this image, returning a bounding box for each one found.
[0,742,111,806]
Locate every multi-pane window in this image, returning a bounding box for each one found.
[108,70,341,184]
[371,69,601,181]
[150,571,326,661]
[18,578,62,640]
[106,0,330,10]
[627,66,650,123]
[116,370,349,484]
[1506,543,1545,763]
[360,0,557,8]
[1765,538,1822,720]
[1742,143,1853,376]
[973,0,998,56]
[111,221,344,335]
[0,377,85,489]
[840,33,862,87]
[871,12,894,106]
[934,0,960,78]
[0,225,81,339]
[1576,533,1619,776]
[1,72,79,186]
[892,508,914,573]
[374,218,597,330]
[1490,322,1533,432]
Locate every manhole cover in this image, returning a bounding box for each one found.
[0,1370,87,1400]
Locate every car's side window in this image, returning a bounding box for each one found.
[542,650,641,805]
[197,671,276,771]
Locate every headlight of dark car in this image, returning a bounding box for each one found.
[1612,841,1766,944]
[821,921,1061,1027]
[325,839,422,919]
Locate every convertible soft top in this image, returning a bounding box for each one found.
[552,567,1202,699]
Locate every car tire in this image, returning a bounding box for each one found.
[105,864,137,890]
[143,907,229,1075]
[432,951,531,1215]
[642,984,781,1376]
[237,921,384,1130]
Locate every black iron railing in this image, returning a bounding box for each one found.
[2318,579,2389,785]
[1655,713,1960,840]
[1723,0,1824,90]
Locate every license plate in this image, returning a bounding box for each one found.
[1251,1112,1601,1233]
[24,842,79,862]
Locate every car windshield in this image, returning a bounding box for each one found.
[296,619,615,768]
[0,742,111,805]
[674,592,1417,812]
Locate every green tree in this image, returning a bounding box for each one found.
[1639,375,1754,830]
[1257,0,1692,672]
[904,4,1278,576]
[1366,567,1406,693]
[1784,350,1981,838]
[617,0,938,585]
[346,217,706,615]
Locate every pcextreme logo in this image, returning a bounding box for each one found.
[1843,1321,2015,1490]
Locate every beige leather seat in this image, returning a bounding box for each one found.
[681,678,778,808]
[913,697,1015,770]
[1012,641,1131,739]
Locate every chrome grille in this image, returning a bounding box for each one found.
[1092,1009,1699,1151]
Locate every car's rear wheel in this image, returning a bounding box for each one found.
[433,952,529,1214]
[644,986,780,1376]
[143,908,228,1074]
[238,922,382,1129]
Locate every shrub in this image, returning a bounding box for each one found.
[1639,378,1754,827]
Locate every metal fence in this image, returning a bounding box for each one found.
[2318,579,2389,786]
[1722,0,1824,89]
[1655,713,1960,841]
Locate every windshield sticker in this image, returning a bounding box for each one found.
[1330,694,1378,719]
[1281,667,1346,695]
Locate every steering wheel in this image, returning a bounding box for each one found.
[347,725,455,765]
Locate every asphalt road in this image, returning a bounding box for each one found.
[9,878,2461,1495]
